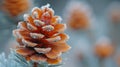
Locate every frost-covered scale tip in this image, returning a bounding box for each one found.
[27,23,37,31]
[23,14,29,21]
[42,25,54,31]
[13,30,22,38]
[42,12,50,17]
[46,36,61,42]
[57,16,62,23]
[22,39,37,47]
[34,48,51,54]
[30,33,44,39]
[33,11,39,19]
[34,20,45,26]
[41,4,50,10]
[31,7,40,12]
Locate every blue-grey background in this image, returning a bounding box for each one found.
[0,0,120,67]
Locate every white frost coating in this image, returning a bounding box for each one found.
[15,32,21,38]
[30,33,44,39]
[34,48,51,54]
[23,14,29,21]
[63,24,67,30]
[17,22,26,30]
[66,34,70,40]
[46,36,61,42]
[41,4,54,14]
[31,7,40,12]
[34,20,45,26]
[27,23,37,31]
[33,11,39,19]
[57,16,62,23]
[53,33,60,36]
[58,52,62,57]
[42,12,50,17]
[17,22,23,28]
[49,7,55,14]
[42,25,54,31]
[13,30,21,38]
[41,4,50,9]
[22,39,37,47]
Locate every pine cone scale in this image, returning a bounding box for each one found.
[45,49,61,59]
[16,47,35,56]
[30,54,47,62]
[47,57,62,65]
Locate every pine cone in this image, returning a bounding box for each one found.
[13,4,71,65]
[117,55,120,66]
[65,1,91,30]
[95,38,114,58]
[68,10,90,30]
[108,2,120,23]
[109,8,120,23]
[3,0,30,16]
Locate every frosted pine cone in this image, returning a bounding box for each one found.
[13,4,71,65]
[3,0,31,16]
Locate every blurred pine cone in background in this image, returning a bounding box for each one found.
[13,4,71,65]
[108,2,120,23]
[2,0,31,16]
[110,9,120,23]
[94,37,114,59]
[64,1,92,30]
[116,55,120,66]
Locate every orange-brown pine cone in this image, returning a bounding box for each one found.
[68,10,90,30]
[3,0,30,16]
[117,55,120,66]
[13,4,71,65]
[95,38,114,58]
[108,2,120,23]
[109,9,120,23]
[65,2,91,30]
